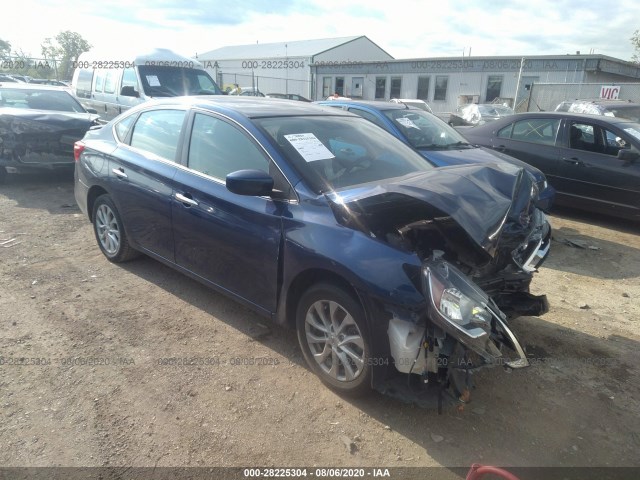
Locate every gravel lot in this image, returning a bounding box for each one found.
[1,170,639,477]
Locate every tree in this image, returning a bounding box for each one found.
[40,37,58,61]
[39,30,91,80]
[632,30,640,64]
[0,38,11,60]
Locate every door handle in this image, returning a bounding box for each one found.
[562,157,584,166]
[175,193,199,207]
[112,168,128,179]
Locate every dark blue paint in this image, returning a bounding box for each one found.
[315,100,556,212]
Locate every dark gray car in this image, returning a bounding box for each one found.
[461,111,640,220]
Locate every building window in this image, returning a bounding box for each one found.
[434,76,448,101]
[390,77,402,98]
[417,76,430,101]
[335,77,344,96]
[322,77,332,98]
[486,75,503,102]
[375,77,386,99]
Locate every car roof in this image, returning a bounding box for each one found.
[129,96,359,119]
[0,83,71,91]
[568,98,635,105]
[471,110,639,127]
[315,99,415,112]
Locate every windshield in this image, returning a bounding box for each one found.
[0,88,85,112]
[621,122,640,142]
[382,108,469,149]
[256,116,435,194]
[609,105,640,122]
[477,104,514,116]
[137,66,222,97]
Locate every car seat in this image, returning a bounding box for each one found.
[569,126,584,150]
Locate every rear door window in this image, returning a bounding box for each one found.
[93,71,105,93]
[103,71,117,94]
[129,109,186,161]
[501,118,560,145]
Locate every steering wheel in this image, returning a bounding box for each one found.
[333,149,371,174]
[405,130,433,147]
[149,85,178,96]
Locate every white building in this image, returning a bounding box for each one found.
[312,54,640,113]
[197,36,394,98]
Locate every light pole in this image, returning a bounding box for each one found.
[285,43,288,95]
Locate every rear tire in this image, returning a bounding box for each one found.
[296,283,372,396]
[92,194,139,263]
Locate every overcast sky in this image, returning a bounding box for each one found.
[3,0,639,62]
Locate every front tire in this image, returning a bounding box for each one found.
[92,194,139,263]
[296,283,372,395]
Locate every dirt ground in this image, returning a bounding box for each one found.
[1,170,639,476]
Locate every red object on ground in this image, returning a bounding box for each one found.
[466,463,521,480]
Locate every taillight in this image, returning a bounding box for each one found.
[74,141,85,162]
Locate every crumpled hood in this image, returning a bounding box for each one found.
[417,146,545,183]
[327,162,537,258]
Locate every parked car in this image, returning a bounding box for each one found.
[29,78,69,87]
[0,83,100,182]
[8,74,31,83]
[325,94,351,100]
[315,100,555,211]
[389,98,433,113]
[75,97,550,402]
[461,111,640,220]
[266,93,311,102]
[0,74,21,83]
[226,86,265,97]
[449,103,515,127]
[71,48,223,123]
[554,99,640,122]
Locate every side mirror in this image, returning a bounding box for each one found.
[226,169,274,196]
[85,108,98,114]
[120,86,139,98]
[617,149,639,163]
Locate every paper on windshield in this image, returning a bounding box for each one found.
[284,133,335,162]
[396,118,420,130]
[146,75,161,87]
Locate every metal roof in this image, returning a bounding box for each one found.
[198,36,369,60]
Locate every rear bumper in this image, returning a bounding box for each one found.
[0,156,74,171]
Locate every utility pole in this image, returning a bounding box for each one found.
[514,57,525,110]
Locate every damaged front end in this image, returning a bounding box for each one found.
[327,164,551,406]
[384,257,532,409]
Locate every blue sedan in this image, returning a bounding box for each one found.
[74,97,550,402]
[315,100,555,212]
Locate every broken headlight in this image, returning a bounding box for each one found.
[423,257,529,368]
[425,259,493,340]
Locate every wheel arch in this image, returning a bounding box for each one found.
[86,185,109,222]
[283,268,364,330]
